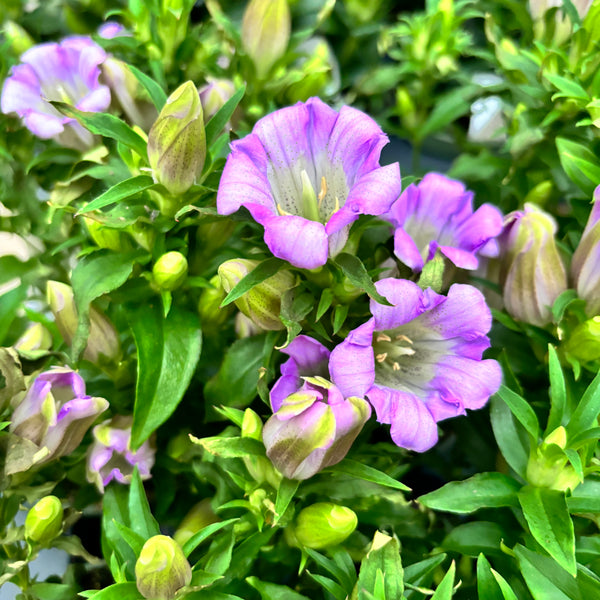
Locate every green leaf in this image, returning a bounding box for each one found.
[316,288,334,321]
[431,560,455,600]
[220,258,285,307]
[518,486,576,575]
[491,569,520,600]
[545,73,589,101]
[305,548,356,593]
[417,253,445,292]
[102,485,136,579]
[334,253,391,305]
[273,478,299,525]
[128,64,167,111]
[113,521,145,556]
[352,532,403,600]
[128,467,160,540]
[557,137,600,196]
[189,435,265,458]
[495,385,539,441]
[490,394,529,478]
[418,85,478,140]
[182,518,238,557]
[205,332,278,409]
[246,576,310,600]
[205,86,245,147]
[566,368,600,437]
[71,249,146,362]
[76,175,155,214]
[332,303,349,335]
[441,521,507,557]
[85,583,143,600]
[404,555,447,594]
[129,304,202,449]
[306,573,346,600]
[419,472,521,513]
[327,459,411,492]
[51,101,148,158]
[546,344,567,434]
[476,554,505,600]
[567,478,600,513]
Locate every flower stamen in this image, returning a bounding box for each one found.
[395,334,413,344]
[375,352,388,363]
[277,203,292,216]
[376,333,392,342]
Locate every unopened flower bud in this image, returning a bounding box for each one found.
[25,496,63,545]
[173,499,219,547]
[295,503,357,549]
[241,0,291,79]
[82,216,132,252]
[563,317,600,364]
[14,323,53,353]
[499,203,567,326]
[0,347,25,412]
[571,187,600,317]
[148,81,206,196]
[241,408,282,487]
[198,275,230,328]
[198,78,236,122]
[135,535,192,600]
[218,259,296,331]
[235,313,262,338]
[47,281,121,364]
[152,251,188,291]
[242,408,263,440]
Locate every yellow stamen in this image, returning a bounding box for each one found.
[375,353,388,363]
[277,203,292,216]
[318,176,327,203]
[395,334,413,344]
[376,333,392,343]
[392,362,400,371]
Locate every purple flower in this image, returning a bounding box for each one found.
[1,36,110,148]
[98,21,128,39]
[87,415,155,493]
[263,335,371,479]
[571,186,600,317]
[217,97,401,269]
[384,173,503,271]
[329,279,502,452]
[8,367,108,470]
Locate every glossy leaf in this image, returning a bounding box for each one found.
[334,253,391,306]
[76,175,155,214]
[327,459,410,492]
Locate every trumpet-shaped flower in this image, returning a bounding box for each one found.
[385,173,503,272]
[86,415,156,493]
[263,335,371,479]
[217,97,401,269]
[329,279,502,452]
[1,36,110,148]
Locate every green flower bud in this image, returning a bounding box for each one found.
[242,408,263,441]
[82,216,132,253]
[0,347,25,413]
[198,275,230,329]
[235,313,262,338]
[152,251,188,291]
[241,0,291,79]
[14,323,53,353]
[25,496,63,545]
[135,535,192,600]
[147,81,206,196]
[46,281,121,364]
[564,317,600,364]
[295,503,357,549]
[173,499,219,547]
[218,259,297,331]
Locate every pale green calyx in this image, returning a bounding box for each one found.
[147,81,206,196]
[295,502,357,549]
[25,496,64,544]
[135,535,192,600]
[152,251,188,291]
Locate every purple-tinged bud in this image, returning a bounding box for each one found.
[25,496,63,545]
[0,347,25,413]
[241,0,291,79]
[263,378,371,480]
[86,415,156,493]
[46,280,121,364]
[147,81,206,196]
[7,367,109,473]
[135,535,192,600]
[294,502,357,549]
[173,499,219,547]
[198,78,236,123]
[218,259,297,331]
[499,203,568,326]
[152,251,188,291]
[571,188,600,316]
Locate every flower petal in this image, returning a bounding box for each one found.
[393,227,423,271]
[262,215,329,269]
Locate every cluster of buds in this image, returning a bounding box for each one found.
[7,368,108,474]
